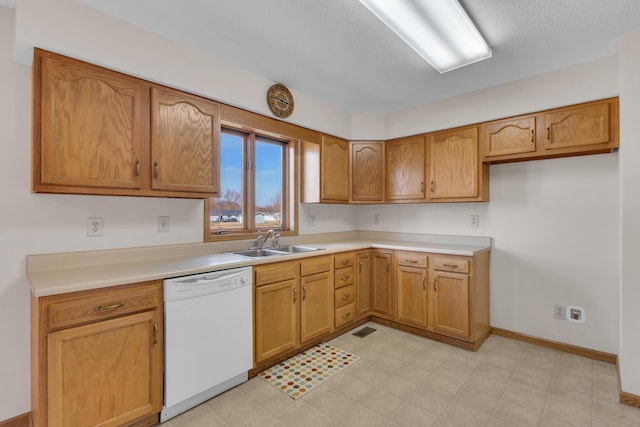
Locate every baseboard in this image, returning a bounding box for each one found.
[620,390,640,409]
[490,327,617,364]
[0,413,30,427]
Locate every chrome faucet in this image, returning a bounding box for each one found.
[257,229,275,248]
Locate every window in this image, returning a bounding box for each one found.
[206,128,296,239]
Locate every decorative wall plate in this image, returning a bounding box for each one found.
[267,84,294,118]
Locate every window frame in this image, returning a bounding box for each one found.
[205,124,298,242]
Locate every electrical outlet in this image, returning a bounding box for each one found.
[307,215,315,226]
[374,214,380,225]
[87,217,103,237]
[470,214,479,228]
[567,305,585,323]
[554,304,566,320]
[158,216,170,232]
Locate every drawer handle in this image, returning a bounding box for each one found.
[405,259,418,264]
[135,159,140,179]
[341,294,350,300]
[153,161,159,181]
[341,312,351,319]
[341,275,350,281]
[433,278,438,292]
[292,288,297,303]
[95,302,125,312]
[443,264,459,268]
[153,322,158,347]
[340,259,349,265]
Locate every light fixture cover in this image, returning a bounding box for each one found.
[359,0,491,73]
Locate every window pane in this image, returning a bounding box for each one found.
[255,137,283,229]
[210,131,244,230]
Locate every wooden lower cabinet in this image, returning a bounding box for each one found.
[300,271,334,343]
[370,252,393,318]
[31,281,163,427]
[355,253,372,319]
[396,266,428,328]
[254,257,334,366]
[254,278,299,363]
[432,271,470,338]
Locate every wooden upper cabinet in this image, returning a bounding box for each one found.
[430,126,487,201]
[151,87,220,194]
[483,115,537,160]
[350,141,384,202]
[482,98,619,164]
[320,135,350,202]
[544,100,613,151]
[35,49,146,191]
[385,135,427,201]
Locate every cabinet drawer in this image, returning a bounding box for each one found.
[334,253,355,269]
[334,266,355,288]
[335,303,356,328]
[47,282,161,331]
[433,257,470,273]
[255,262,299,286]
[396,251,428,268]
[301,256,332,276]
[335,285,355,308]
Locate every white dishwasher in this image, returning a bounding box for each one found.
[161,266,252,422]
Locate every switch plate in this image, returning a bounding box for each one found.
[158,216,170,232]
[87,217,103,237]
[554,304,566,320]
[470,215,479,227]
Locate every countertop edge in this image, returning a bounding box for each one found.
[28,238,491,297]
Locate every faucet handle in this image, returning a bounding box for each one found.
[274,233,281,247]
[257,231,264,248]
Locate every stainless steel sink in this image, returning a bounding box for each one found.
[270,245,322,254]
[231,248,285,258]
[231,245,322,258]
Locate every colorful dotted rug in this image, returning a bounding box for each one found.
[258,343,359,400]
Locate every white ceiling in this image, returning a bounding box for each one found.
[49,1,640,113]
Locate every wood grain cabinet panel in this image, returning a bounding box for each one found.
[355,253,372,319]
[300,272,334,343]
[320,135,350,202]
[151,87,220,194]
[350,141,384,202]
[432,271,470,339]
[385,135,427,201]
[544,101,611,150]
[36,50,146,191]
[31,281,162,427]
[396,266,428,329]
[483,116,537,158]
[254,278,299,363]
[430,127,480,200]
[370,252,393,318]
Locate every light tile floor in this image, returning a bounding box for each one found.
[160,322,640,426]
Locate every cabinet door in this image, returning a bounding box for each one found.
[371,253,392,317]
[300,272,334,343]
[396,266,428,328]
[351,141,384,202]
[356,253,371,318]
[47,311,161,427]
[37,51,146,190]
[385,135,427,201]
[544,101,611,150]
[151,87,220,193]
[432,271,470,339]
[255,279,299,363]
[320,135,349,201]
[483,116,536,159]
[430,127,479,200]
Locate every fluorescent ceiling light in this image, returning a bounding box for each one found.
[359,0,491,73]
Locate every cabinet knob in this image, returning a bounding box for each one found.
[342,312,351,319]
[341,259,349,265]
[341,294,350,300]
[341,275,350,281]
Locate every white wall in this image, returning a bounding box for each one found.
[619,29,640,396]
[358,57,622,355]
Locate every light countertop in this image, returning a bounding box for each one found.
[27,232,491,297]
